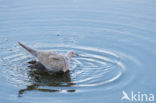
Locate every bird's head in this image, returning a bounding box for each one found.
[66,50,78,58]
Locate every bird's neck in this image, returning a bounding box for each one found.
[67,56,72,60]
[63,57,70,72]
[66,53,72,60]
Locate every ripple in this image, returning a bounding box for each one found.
[0,44,127,90]
[0,0,155,102]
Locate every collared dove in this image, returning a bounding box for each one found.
[18,42,78,72]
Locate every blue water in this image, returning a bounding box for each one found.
[0,0,156,103]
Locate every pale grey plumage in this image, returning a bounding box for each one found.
[18,42,77,72]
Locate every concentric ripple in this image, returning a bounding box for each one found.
[0,44,125,88]
[54,45,125,87]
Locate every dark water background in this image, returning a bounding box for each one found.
[0,0,156,103]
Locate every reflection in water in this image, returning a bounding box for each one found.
[1,44,125,98]
[0,0,155,102]
[18,61,76,97]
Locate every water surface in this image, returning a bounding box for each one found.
[0,0,156,103]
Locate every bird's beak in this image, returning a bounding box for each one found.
[75,54,89,58]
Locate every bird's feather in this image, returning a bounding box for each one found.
[18,42,71,72]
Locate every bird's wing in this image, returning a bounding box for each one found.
[47,54,65,71]
[36,51,66,71]
[37,51,64,62]
[49,54,65,61]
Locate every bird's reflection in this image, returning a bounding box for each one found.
[18,60,76,97]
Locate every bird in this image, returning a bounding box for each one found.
[18,42,78,73]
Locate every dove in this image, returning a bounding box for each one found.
[18,42,78,72]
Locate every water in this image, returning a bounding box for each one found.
[0,0,156,103]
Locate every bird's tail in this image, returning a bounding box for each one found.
[18,42,38,57]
